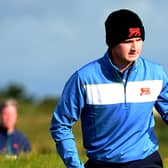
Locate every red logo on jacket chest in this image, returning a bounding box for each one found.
[128,28,141,38]
[140,88,151,96]
[13,143,19,149]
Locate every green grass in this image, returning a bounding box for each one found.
[0,154,167,168]
[0,102,168,168]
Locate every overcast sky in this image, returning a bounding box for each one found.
[0,1,168,97]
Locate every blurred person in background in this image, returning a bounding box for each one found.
[0,99,31,156]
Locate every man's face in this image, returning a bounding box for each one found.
[112,37,143,63]
[1,105,17,130]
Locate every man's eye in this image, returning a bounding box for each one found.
[136,38,142,42]
[122,40,132,43]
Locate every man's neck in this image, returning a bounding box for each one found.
[109,53,133,73]
[0,125,15,134]
[119,62,133,73]
[7,128,15,134]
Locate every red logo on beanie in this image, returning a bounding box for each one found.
[128,28,141,38]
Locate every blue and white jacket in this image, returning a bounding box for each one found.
[50,51,168,168]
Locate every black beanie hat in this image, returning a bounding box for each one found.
[105,9,145,48]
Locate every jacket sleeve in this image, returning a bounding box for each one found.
[155,67,168,124]
[22,136,31,153]
[50,72,85,168]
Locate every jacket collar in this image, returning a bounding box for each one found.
[0,125,16,135]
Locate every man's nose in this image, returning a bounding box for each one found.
[131,41,138,50]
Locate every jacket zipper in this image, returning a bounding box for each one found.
[115,68,131,108]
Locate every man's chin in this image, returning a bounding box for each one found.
[127,56,139,62]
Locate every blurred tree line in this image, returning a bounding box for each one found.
[0,83,33,102]
[0,83,59,114]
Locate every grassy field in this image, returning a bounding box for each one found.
[0,102,168,168]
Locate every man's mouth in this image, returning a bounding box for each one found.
[129,52,137,56]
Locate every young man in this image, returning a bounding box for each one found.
[0,99,31,156]
[50,9,168,168]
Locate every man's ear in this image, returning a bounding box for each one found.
[0,117,2,125]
